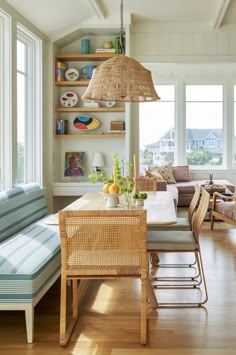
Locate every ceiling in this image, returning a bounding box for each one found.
[4,0,236,39]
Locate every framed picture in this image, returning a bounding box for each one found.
[64,152,85,177]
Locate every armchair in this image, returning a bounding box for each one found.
[210,192,236,230]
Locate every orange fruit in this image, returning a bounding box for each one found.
[103,183,112,193]
[109,184,119,194]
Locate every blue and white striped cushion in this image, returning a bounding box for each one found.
[0,184,48,243]
[0,216,60,302]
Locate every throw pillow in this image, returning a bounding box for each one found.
[172,165,191,182]
[148,163,176,184]
[145,169,165,181]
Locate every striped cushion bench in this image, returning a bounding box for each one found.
[0,183,61,343]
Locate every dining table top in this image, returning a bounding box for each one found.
[63,191,177,227]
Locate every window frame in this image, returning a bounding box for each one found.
[0,9,11,190]
[139,83,176,168]
[15,24,42,186]
[184,81,225,170]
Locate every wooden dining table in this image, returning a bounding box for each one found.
[64,191,177,226]
[59,190,177,309]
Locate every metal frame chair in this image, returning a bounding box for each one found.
[147,187,210,307]
[59,209,147,345]
[150,184,201,269]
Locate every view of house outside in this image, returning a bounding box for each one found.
[139,84,224,171]
[139,85,175,172]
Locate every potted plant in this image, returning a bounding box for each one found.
[132,192,148,206]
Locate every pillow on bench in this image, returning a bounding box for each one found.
[0,183,48,243]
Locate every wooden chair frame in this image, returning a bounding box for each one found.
[59,209,147,345]
[210,192,236,230]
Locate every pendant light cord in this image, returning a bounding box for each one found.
[119,0,125,54]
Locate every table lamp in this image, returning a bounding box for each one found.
[92,152,105,172]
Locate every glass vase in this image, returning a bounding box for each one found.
[124,192,132,209]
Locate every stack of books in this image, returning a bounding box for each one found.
[110,120,125,130]
[55,61,68,81]
[95,48,116,54]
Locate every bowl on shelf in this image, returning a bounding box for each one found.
[104,101,116,108]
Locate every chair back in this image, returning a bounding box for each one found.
[133,177,158,192]
[188,184,201,227]
[192,188,210,242]
[59,209,147,278]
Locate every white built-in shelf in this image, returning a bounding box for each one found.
[55,80,89,87]
[53,181,103,196]
[55,107,125,112]
[56,53,117,61]
[56,134,125,138]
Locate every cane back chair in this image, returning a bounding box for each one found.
[59,209,147,345]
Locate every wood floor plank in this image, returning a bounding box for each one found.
[1,220,236,353]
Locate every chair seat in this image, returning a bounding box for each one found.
[215,201,236,220]
[147,231,197,251]
[151,217,190,231]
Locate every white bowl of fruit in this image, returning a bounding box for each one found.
[132,192,148,207]
[101,182,120,208]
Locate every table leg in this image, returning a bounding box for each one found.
[147,277,158,309]
[150,252,160,266]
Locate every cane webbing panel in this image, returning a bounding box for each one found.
[215,201,236,220]
[134,178,158,192]
[59,210,147,277]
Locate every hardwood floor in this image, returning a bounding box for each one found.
[1,214,236,354]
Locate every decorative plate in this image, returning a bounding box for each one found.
[104,101,116,108]
[60,92,78,107]
[65,68,79,81]
[73,115,100,130]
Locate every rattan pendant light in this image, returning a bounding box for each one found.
[82,0,160,103]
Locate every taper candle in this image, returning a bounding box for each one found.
[113,166,117,184]
[133,154,137,178]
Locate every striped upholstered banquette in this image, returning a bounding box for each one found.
[0,183,60,343]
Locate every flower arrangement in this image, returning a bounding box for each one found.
[88,153,134,207]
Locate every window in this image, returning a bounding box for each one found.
[234,85,236,165]
[185,85,223,167]
[0,17,42,191]
[139,85,175,171]
[0,10,11,190]
[16,25,42,186]
[17,40,27,183]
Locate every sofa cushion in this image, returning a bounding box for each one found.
[216,202,236,220]
[0,216,60,303]
[0,183,48,243]
[172,166,191,182]
[148,163,176,184]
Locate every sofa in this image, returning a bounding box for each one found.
[144,164,235,207]
[0,183,61,343]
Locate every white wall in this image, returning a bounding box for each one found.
[131,22,236,63]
